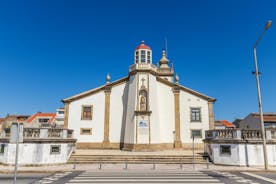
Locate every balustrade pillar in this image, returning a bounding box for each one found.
[40,129,48,138]
[10,123,23,143]
[63,129,68,139]
[265,130,271,140]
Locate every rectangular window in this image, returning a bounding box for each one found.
[50,145,61,155]
[58,111,64,115]
[220,145,231,155]
[190,107,201,122]
[82,105,93,120]
[191,130,202,138]
[0,144,4,154]
[141,50,146,63]
[135,51,139,63]
[147,51,151,63]
[38,118,50,123]
[80,128,92,135]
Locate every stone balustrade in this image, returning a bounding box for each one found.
[205,129,276,141]
[0,123,74,142]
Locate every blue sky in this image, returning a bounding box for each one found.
[0,0,275,121]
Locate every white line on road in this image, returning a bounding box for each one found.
[69,179,220,182]
[241,172,276,184]
[66,183,224,184]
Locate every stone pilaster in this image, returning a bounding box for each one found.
[173,85,182,148]
[208,101,215,130]
[64,102,70,129]
[103,85,112,148]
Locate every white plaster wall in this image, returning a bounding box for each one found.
[156,81,175,143]
[109,82,128,143]
[148,74,161,144]
[207,143,276,166]
[179,91,209,143]
[68,91,105,143]
[124,75,137,144]
[211,144,240,165]
[2,143,74,165]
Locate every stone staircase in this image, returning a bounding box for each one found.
[68,152,209,164]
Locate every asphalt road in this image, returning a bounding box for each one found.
[0,173,50,184]
[0,171,275,184]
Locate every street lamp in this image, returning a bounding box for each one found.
[253,20,272,170]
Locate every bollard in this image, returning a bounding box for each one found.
[152,160,156,170]
[206,157,209,169]
[192,135,195,170]
[99,160,102,170]
[73,158,76,170]
[180,159,183,170]
[124,159,128,170]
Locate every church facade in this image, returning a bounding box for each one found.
[62,41,216,151]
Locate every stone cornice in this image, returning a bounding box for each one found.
[157,77,216,102]
[134,110,152,116]
[62,77,128,103]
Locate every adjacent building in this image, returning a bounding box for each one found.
[55,108,65,128]
[25,112,56,128]
[238,113,276,130]
[1,114,30,129]
[62,41,216,151]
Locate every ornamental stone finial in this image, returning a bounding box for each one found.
[106,73,111,84]
[175,73,179,84]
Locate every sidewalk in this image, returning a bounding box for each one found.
[1,163,275,174]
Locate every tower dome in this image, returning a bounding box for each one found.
[134,41,152,64]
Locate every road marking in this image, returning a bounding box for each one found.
[214,171,260,184]
[66,183,224,184]
[241,172,276,184]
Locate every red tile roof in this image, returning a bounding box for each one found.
[135,41,151,50]
[26,112,56,123]
[216,120,235,128]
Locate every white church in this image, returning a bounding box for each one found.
[62,41,216,151]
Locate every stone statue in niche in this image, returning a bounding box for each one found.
[139,90,147,111]
[140,96,146,111]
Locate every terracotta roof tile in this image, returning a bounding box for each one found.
[26,112,56,123]
[216,120,235,128]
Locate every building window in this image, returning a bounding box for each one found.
[190,107,201,122]
[220,145,231,155]
[38,118,50,123]
[141,50,146,63]
[80,128,92,135]
[50,145,61,155]
[82,105,93,120]
[191,130,202,138]
[0,144,4,154]
[135,51,139,63]
[147,51,151,63]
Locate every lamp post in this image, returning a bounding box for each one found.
[253,20,272,170]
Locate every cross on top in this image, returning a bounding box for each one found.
[141,78,145,86]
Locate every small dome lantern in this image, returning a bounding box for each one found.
[134,41,152,64]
